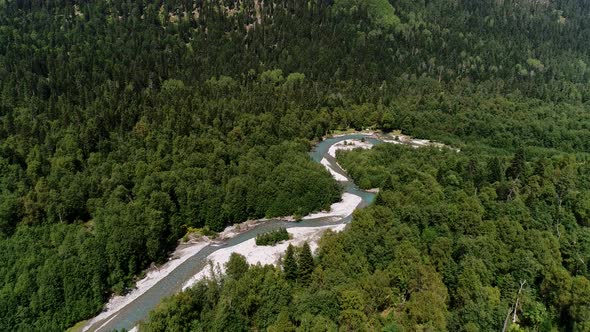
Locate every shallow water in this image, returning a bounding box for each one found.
[88,134,378,332]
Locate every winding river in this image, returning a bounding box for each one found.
[84,133,381,332]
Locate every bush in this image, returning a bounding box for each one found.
[255,228,290,246]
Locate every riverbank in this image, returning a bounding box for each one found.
[81,213,300,332]
[80,203,359,332]
[327,139,374,158]
[302,192,361,220]
[320,158,348,181]
[82,240,209,332]
[375,131,460,152]
[183,223,346,290]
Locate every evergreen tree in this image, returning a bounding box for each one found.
[267,310,296,332]
[506,148,526,180]
[298,242,314,285]
[283,244,298,281]
[225,253,249,280]
[488,157,505,183]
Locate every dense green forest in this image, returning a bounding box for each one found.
[0,0,589,330]
[143,144,590,331]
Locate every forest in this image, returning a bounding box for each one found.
[143,143,590,331]
[0,0,589,330]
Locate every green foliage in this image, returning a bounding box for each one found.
[267,310,296,332]
[335,0,401,30]
[283,244,299,281]
[256,228,290,246]
[337,144,590,331]
[182,226,216,242]
[145,141,590,331]
[225,253,250,280]
[298,242,315,286]
[1,0,590,330]
[365,0,401,29]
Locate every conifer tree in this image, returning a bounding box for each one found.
[298,242,314,285]
[488,157,505,183]
[506,148,526,180]
[283,244,298,281]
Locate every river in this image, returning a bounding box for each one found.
[83,133,381,332]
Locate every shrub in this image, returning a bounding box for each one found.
[255,228,290,246]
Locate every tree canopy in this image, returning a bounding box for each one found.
[0,0,589,330]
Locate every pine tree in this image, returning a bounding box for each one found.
[506,148,526,180]
[298,242,314,285]
[488,157,505,183]
[283,244,298,281]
